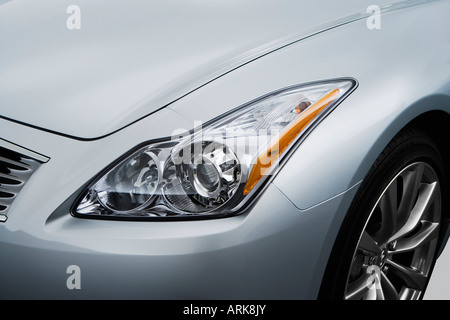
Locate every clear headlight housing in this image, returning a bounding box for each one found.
[73,79,356,220]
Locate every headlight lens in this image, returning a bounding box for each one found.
[74,79,356,219]
[95,149,160,212]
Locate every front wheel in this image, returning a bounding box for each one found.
[320,128,446,300]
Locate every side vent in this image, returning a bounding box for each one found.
[0,140,48,222]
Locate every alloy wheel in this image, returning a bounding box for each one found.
[345,161,441,300]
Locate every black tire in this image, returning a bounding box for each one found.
[319,128,446,300]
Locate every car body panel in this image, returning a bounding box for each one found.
[0,0,427,139]
[0,179,360,299]
[0,0,449,299]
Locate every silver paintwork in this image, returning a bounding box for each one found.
[0,0,449,299]
[0,0,435,140]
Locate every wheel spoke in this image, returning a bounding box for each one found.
[375,272,385,300]
[394,221,439,253]
[345,273,370,300]
[366,285,378,300]
[375,182,398,243]
[385,259,427,290]
[389,182,437,242]
[358,231,382,256]
[397,165,424,225]
[376,289,385,300]
[380,271,398,300]
[398,287,421,300]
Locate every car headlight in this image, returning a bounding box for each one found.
[73,78,356,220]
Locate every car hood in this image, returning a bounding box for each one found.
[0,0,395,139]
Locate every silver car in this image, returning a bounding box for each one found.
[1,0,449,300]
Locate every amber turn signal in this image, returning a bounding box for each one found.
[243,89,340,195]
